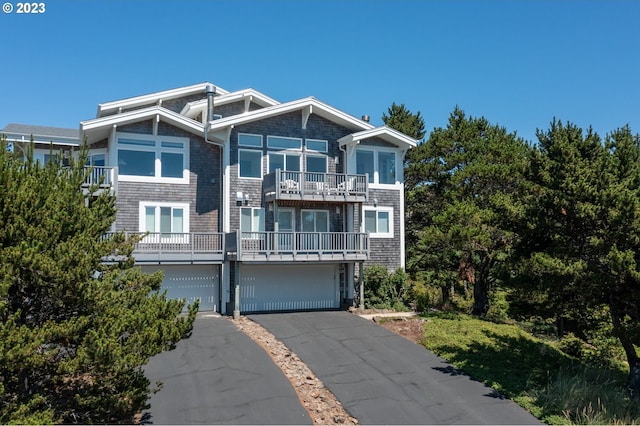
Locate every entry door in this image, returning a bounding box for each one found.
[301,210,329,251]
[278,208,295,251]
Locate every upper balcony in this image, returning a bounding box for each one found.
[225,230,369,263]
[263,169,368,203]
[81,166,118,195]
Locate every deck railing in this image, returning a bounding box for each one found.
[104,232,224,263]
[263,169,368,200]
[226,230,369,261]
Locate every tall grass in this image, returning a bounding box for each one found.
[419,312,639,425]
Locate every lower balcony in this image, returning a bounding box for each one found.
[81,166,118,195]
[225,230,369,262]
[104,232,224,264]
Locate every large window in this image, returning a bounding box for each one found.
[362,206,393,238]
[117,134,188,183]
[356,149,397,185]
[140,202,189,234]
[306,155,327,173]
[356,150,375,183]
[269,152,301,173]
[239,149,263,178]
[240,207,265,232]
[302,210,329,233]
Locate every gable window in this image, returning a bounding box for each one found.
[378,152,396,184]
[238,149,263,178]
[238,133,263,148]
[267,136,302,150]
[306,139,328,152]
[362,206,393,238]
[240,207,265,233]
[117,133,188,184]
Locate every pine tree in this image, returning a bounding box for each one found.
[0,137,197,423]
[382,102,426,141]
[512,121,640,396]
[405,107,528,316]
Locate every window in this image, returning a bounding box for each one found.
[238,133,263,147]
[269,152,301,173]
[140,202,189,235]
[306,139,328,152]
[238,149,263,178]
[86,152,106,167]
[356,149,397,185]
[240,207,265,232]
[378,152,396,184]
[302,210,329,233]
[362,207,393,238]
[306,155,327,173]
[117,134,188,183]
[356,150,375,183]
[267,136,302,150]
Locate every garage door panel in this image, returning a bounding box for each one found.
[142,265,219,312]
[240,264,338,313]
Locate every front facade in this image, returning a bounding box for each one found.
[2,82,416,314]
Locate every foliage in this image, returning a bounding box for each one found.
[363,265,410,310]
[508,121,640,395]
[0,138,197,424]
[405,107,529,316]
[420,313,638,424]
[381,102,426,141]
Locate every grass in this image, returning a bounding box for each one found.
[418,312,639,425]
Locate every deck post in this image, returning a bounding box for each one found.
[359,261,365,310]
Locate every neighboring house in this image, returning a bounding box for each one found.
[1,82,417,315]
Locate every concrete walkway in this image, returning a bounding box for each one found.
[143,314,311,425]
[250,311,541,425]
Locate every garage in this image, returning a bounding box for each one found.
[238,264,339,313]
[141,264,220,312]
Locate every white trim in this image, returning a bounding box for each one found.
[338,126,418,150]
[399,184,406,269]
[115,132,190,184]
[180,88,280,118]
[362,206,394,238]
[237,148,263,179]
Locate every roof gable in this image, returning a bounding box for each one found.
[337,126,418,150]
[96,82,229,118]
[181,88,280,118]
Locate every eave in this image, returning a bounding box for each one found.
[337,126,418,150]
[181,88,280,118]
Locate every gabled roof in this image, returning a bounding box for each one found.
[81,106,204,143]
[96,82,229,118]
[181,88,280,118]
[1,123,80,146]
[337,126,418,150]
[206,96,375,138]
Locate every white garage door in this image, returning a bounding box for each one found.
[239,264,338,313]
[142,265,219,312]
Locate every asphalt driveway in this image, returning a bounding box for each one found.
[250,311,541,425]
[142,314,311,425]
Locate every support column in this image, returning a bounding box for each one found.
[359,261,365,310]
[233,262,240,319]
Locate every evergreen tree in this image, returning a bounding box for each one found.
[0,137,197,423]
[382,102,426,141]
[511,121,640,395]
[405,107,528,316]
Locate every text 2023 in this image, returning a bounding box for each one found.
[16,2,45,13]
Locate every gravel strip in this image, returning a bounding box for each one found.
[231,316,358,425]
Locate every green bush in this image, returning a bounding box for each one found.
[363,265,410,310]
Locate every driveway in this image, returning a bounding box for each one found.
[250,311,541,425]
[142,314,311,425]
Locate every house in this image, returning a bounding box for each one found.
[1,82,417,315]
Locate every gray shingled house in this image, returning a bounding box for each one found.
[1,82,417,314]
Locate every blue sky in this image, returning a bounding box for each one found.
[1,0,638,143]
